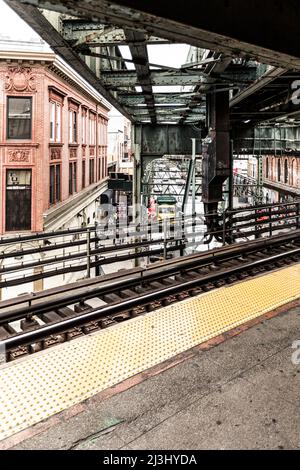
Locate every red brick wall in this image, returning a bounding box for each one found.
[264,155,300,187]
[0,60,109,234]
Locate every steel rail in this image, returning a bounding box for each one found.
[2,245,300,351]
[1,230,299,319]
[0,231,295,322]
[1,229,299,310]
[0,234,299,325]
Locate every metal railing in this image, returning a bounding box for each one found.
[0,201,299,290]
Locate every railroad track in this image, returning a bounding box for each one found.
[1,230,300,362]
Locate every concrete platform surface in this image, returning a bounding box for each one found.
[7,303,300,450]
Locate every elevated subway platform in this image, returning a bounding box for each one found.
[1,264,300,448]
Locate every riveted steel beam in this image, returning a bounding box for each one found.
[12,0,300,69]
[118,93,200,105]
[80,49,178,71]
[64,24,170,47]
[124,28,156,124]
[101,70,207,87]
[138,113,205,121]
[101,69,255,88]
[230,66,286,107]
[127,103,195,110]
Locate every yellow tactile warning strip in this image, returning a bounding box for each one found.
[1,264,300,441]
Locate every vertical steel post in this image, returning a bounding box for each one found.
[228,138,234,211]
[86,228,91,278]
[163,218,167,260]
[191,138,196,246]
[133,125,142,267]
[94,225,100,276]
[257,126,264,205]
[269,207,272,237]
[222,211,226,246]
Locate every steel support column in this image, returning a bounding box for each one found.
[202,89,230,243]
[132,125,142,267]
[256,126,264,204]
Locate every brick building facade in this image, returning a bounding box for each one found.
[263,155,300,188]
[0,47,110,235]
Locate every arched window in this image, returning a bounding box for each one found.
[291,159,296,186]
[277,159,281,182]
[284,159,288,184]
[266,157,269,179]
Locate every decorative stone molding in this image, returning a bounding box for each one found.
[5,66,36,92]
[68,97,80,111]
[50,147,61,160]
[89,147,95,156]
[48,86,67,105]
[70,147,77,159]
[8,149,30,162]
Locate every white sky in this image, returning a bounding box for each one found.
[119,44,191,70]
[0,0,41,40]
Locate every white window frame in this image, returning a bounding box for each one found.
[82,111,87,144]
[50,101,62,143]
[89,114,96,146]
[69,109,78,144]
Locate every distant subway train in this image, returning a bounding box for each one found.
[156,195,177,223]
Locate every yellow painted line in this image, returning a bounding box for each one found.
[1,264,300,440]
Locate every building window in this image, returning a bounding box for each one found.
[89,113,96,146]
[291,159,296,186]
[7,97,32,139]
[278,159,281,182]
[89,158,95,185]
[6,169,32,231]
[98,157,101,180]
[69,161,77,195]
[69,109,77,143]
[284,159,288,184]
[82,160,86,189]
[265,158,269,179]
[82,110,87,144]
[104,154,107,177]
[49,164,61,205]
[50,101,61,142]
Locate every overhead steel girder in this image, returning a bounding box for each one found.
[230,66,286,107]
[118,93,200,105]
[136,113,205,120]
[63,22,170,46]
[5,0,133,121]
[155,114,205,120]
[101,69,256,88]
[130,105,206,113]
[132,114,206,122]
[131,109,204,117]
[124,28,156,124]
[14,0,300,69]
[127,104,198,110]
[101,70,207,87]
